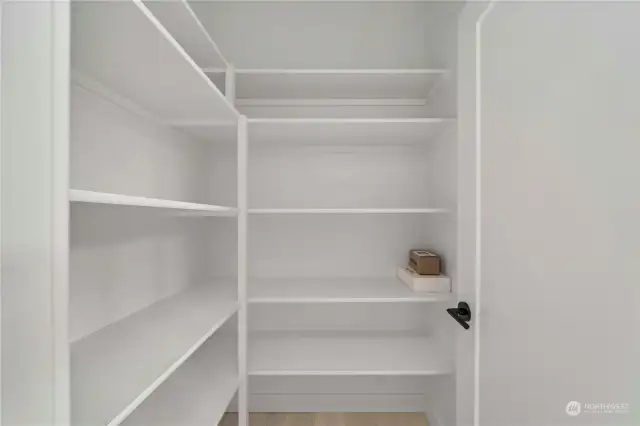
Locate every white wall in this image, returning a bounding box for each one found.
[70,85,212,204]
[191,1,459,69]
[69,85,234,341]
[478,2,640,425]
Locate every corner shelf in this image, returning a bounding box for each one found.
[71,0,237,123]
[71,284,238,426]
[248,277,453,304]
[204,68,447,101]
[70,190,238,217]
[174,118,453,145]
[120,335,238,426]
[249,331,453,376]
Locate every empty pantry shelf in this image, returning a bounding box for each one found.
[249,277,453,304]
[249,331,453,376]
[71,283,238,426]
[120,335,238,426]
[246,118,453,145]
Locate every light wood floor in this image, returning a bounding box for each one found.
[219,413,429,426]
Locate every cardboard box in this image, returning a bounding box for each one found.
[397,265,451,293]
[409,249,441,275]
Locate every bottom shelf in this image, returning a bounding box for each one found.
[220,412,430,426]
[249,331,452,376]
[71,284,238,426]
[122,331,238,425]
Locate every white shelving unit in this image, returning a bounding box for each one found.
[67,1,246,425]
[71,284,238,425]
[214,2,459,416]
[17,1,458,424]
[9,3,637,426]
[249,332,452,376]
[249,278,453,304]
[70,190,238,216]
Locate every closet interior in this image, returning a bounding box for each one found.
[67,1,463,425]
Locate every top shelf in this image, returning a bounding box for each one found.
[205,68,447,102]
[71,0,238,123]
[143,0,229,69]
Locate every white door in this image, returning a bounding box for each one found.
[475,2,640,426]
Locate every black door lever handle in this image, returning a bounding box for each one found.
[447,301,471,330]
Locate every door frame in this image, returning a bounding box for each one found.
[0,1,70,424]
[455,2,496,426]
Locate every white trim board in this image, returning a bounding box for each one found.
[248,208,450,215]
[248,277,453,304]
[236,99,428,107]
[203,68,447,75]
[248,394,428,413]
[204,69,447,101]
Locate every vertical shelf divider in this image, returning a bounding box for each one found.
[237,115,249,426]
[226,64,236,105]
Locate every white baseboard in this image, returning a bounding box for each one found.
[426,409,444,426]
[248,393,426,413]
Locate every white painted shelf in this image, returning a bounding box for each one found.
[249,208,449,215]
[247,118,452,145]
[143,0,229,69]
[249,277,453,303]
[121,335,238,426]
[71,0,237,122]
[70,190,238,216]
[205,68,446,100]
[71,284,238,426]
[249,331,452,376]
[175,118,453,145]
